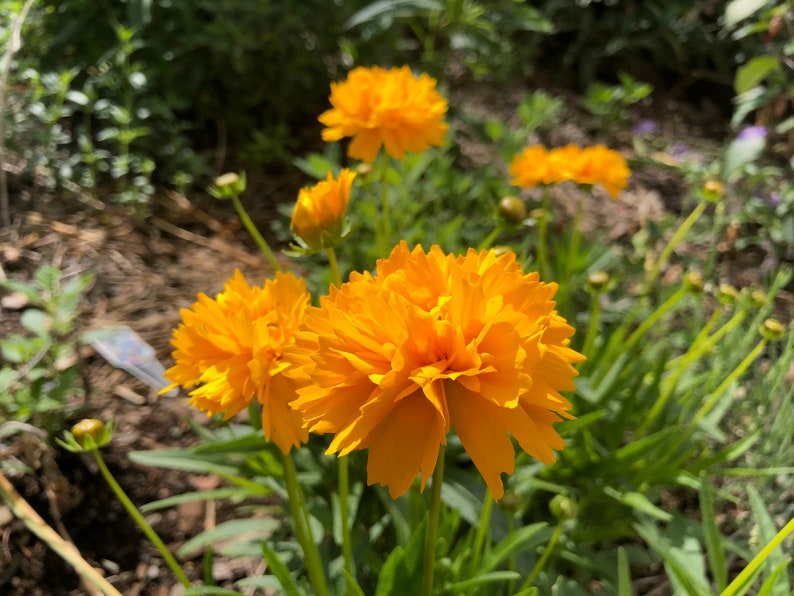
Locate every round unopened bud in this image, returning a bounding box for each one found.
[549,494,578,521]
[492,245,514,257]
[750,288,766,306]
[355,163,373,176]
[498,491,521,513]
[498,195,527,224]
[702,180,725,202]
[717,283,738,305]
[210,172,246,199]
[684,271,705,293]
[761,318,786,341]
[71,419,106,448]
[587,270,610,292]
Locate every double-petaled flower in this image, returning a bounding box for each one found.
[164,270,310,454]
[286,242,585,499]
[319,65,449,163]
[291,169,356,253]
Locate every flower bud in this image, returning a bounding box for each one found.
[761,318,786,341]
[750,288,766,306]
[492,245,514,257]
[71,419,112,449]
[209,172,247,199]
[684,271,705,293]
[498,195,527,224]
[291,169,356,253]
[355,162,373,177]
[702,180,725,202]
[717,283,738,305]
[587,270,610,292]
[549,494,578,521]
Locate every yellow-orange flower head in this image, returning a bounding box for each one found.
[164,270,310,454]
[291,168,356,252]
[509,144,630,198]
[319,65,449,163]
[286,242,585,499]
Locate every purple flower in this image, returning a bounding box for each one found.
[737,126,767,141]
[632,119,658,135]
[670,141,691,159]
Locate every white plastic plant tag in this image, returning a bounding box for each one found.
[82,326,178,397]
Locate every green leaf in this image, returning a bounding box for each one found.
[345,0,443,29]
[20,309,50,335]
[723,134,765,182]
[374,518,426,596]
[617,546,633,596]
[446,571,522,592]
[479,522,547,574]
[604,487,672,522]
[735,56,780,94]
[635,520,711,595]
[184,587,244,596]
[140,487,270,512]
[260,541,303,596]
[177,518,279,557]
[699,476,728,590]
[747,485,791,595]
[758,560,793,596]
[724,0,769,29]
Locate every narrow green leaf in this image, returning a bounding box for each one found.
[747,485,790,595]
[735,56,780,94]
[635,521,711,595]
[757,560,793,596]
[260,541,303,596]
[617,546,633,596]
[447,571,521,592]
[178,519,279,557]
[140,487,270,512]
[480,522,547,574]
[604,487,672,522]
[184,587,244,596]
[700,477,728,590]
[724,0,769,29]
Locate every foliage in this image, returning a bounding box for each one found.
[0,264,93,435]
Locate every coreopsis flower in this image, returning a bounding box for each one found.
[164,270,310,454]
[291,168,356,252]
[575,145,630,198]
[286,242,585,499]
[318,65,449,163]
[509,145,551,188]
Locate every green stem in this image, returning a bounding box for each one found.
[337,455,355,589]
[421,445,446,596]
[564,195,584,284]
[230,192,281,272]
[624,286,689,352]
[521,519,563,590]
[380,155,391,256]
[647,201,707,288]
[326,246,342,288]
[720,516,794,596]
[581,289,602,360]
[470,489,493,571]
[704,201,725,279]
[282,454,330,596]
[91,449,191,588]
[478,225,502,251]
[536,188,550,279]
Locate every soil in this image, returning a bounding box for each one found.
[0,78,792,596]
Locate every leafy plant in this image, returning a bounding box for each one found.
[0,264,93,434]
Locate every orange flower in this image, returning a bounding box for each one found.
[286,242,585,499]
[574,145,630,198]
[291,169,356,252]
[509,145,551,188]
[164,271,310,454]
[318,65,449,163]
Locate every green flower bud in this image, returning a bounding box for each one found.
[209,172,247,199]
[684,271,705,293]
[717,283,738,305]
[702,180,725,202]
[549,494,578,521]
[58,419,114,452]
[750,288,766,306]
[587,270,610,292]
[761,318,786,341]
[498,195,527,224]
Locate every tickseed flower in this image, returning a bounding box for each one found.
[164,270,310,454]
[286,242,585,499]
[318,65,449,163]
[509,144,630,198]
[291,168,356,252]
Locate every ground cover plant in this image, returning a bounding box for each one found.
[1,1,793,595]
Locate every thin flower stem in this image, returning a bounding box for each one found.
[521,519,563,590]
[91,449,191,588]
[536,188,550,279]
[230,193,281,272]
[470,489,493,571]
[704,201,725,279]
[337,455,356,587]
[282,454,330,596]
[478,225,502,251]
[380,154,391,256]
[564,194,584,284]
[720,515,794,596]
[581,289,602,360]
[421,446,446,596]
[624,286,689,352]
[647,200,707,288]
[326,247,342,287]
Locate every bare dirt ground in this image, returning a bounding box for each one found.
[0,81,792,595]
